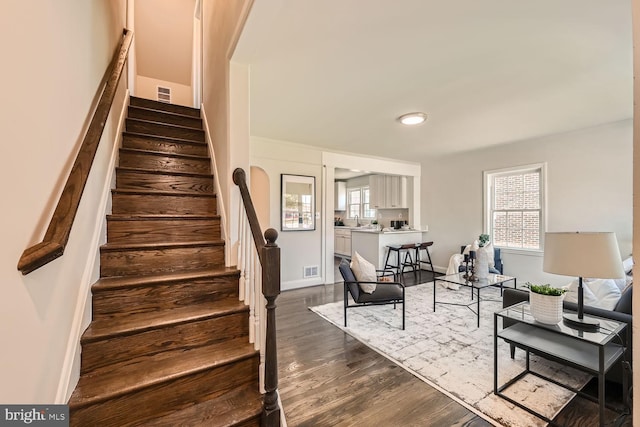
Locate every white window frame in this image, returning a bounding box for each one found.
[483,163,547,252]
[347,186,376,219]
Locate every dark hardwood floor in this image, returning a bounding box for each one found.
[275,260,632,426]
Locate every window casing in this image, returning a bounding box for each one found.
[347,186,375,219]
[484,164,545,250]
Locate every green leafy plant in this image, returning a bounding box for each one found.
[478,234,490,247]
[526,283,567,296]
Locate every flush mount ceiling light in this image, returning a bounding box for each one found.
[397,112,427,126]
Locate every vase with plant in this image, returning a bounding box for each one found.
[527,283,567,324]
[476,234,491,279]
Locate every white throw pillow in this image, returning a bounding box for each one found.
[563,279,599,307]
[350,252,377,294]
[462,240,480,255]
[562,278,621,310]
[584,279,622,311]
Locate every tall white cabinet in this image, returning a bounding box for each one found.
[369,174,407,209]
[335,181,347,210]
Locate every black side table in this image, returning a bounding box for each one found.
[494,302,629,426]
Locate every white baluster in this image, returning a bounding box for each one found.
[238,212,246,302]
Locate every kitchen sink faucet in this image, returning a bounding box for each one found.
[354,215,360,227]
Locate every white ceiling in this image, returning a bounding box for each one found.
[233,0,633,161]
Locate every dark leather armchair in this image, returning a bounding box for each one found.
[458,245,503,274]
[339,258,405,330]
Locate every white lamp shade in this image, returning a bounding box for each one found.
[543,232,624,279]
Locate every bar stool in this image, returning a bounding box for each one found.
[414,241,434,280]
[384,243,418,281]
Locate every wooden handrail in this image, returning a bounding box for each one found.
[18,29,133,275]
[233,167,281,427]
[233,168,267,253]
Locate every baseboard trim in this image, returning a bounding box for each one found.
[282,277,324,291]
[200,107,229,266]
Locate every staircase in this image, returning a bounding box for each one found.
[68,97,263,426]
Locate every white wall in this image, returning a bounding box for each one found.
[251,138,422,288]
[134,0,195,90]
[423,120,632,286]
[227,61,251,266]
[135,75,193,106]
[0,0,127,403]
[201,0,252,267]
[251,138,324,290]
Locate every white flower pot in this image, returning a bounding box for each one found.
[530,292,564,324]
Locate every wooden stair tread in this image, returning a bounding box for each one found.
[107,213,220,221]
[120,147,211,161]
[83,298,248,342]
[101,240,224,251]
[69,338,257,409]
[92,267,240,292]
[123,131,207,146]
[112,188,217,198]
[127,118,205,133]
[116,166,213,178]
[130,96,201,117]
[129,105,203,125]
[144,385,262,427]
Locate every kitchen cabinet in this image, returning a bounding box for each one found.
[369,174,407,209]
[369,175,386,208]
[385,175,408,208]
[335,181,346,211]
[334,228,352,257]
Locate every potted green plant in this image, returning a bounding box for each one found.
[478,233,490,247]
[527,283,567,324]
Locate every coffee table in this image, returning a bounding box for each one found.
[494,302,629,426]
[433,272,517,327]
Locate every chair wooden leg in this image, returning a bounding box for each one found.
[384,248,391,269]
[510,344,515,359]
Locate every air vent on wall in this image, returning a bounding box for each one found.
[303,265,319,278]
[157,86,171,103]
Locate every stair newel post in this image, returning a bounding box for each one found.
[261,228,281,427]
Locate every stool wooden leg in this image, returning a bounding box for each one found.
[384,248,392,271]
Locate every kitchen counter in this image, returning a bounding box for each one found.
[351,228,421,234]
[351,229,428,269]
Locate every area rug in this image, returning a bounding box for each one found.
[310,282,591,427]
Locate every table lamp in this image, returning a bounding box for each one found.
[543,232,624,331]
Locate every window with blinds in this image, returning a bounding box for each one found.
[485,165,545,250]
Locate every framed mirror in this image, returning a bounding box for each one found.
[281,174,315,231]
